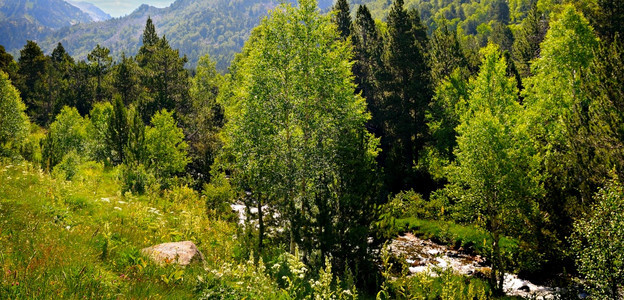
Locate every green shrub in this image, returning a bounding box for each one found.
[203,172,236,219]
[52,150,82,180]
[86,101,113,163]
[145,109,189,180]
[19,124,44,165]
[42,106,88,170]
[120,163,154,195]
[383,190,448,220]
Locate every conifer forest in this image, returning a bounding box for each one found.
[0,0,623,298]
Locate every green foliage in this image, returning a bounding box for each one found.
[42,106,88,170]
[52,150,81,180]
[186,54,224,186]
[107,95,128,164]
[19,123,44,165]
[447,44,541,293]
[0,161,237,298]
[380,190,447,221]
[120,163,153,195]
[202,172,235,219]
[572,174,624,299]
[377,245,490,300]
[222,0,379,274]
[380,0,432,193]
[86,101,113,163]
[0,71,30,157]
[16,40,51,125]
[145,109,189,181]
[87,44,113,102]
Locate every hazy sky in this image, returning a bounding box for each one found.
[80,0,177,17]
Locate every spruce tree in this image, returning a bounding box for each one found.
[0,46,17,81]
[382,0,432,193]
[594,0,624,41]
[137,17,159,68]
[429,21,468,84]
[107,95,129,164]
[512,1,547,77]
[332,0,352,40]
[353,4,384,136]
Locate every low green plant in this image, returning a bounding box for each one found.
[120,163,153,195]
[202,172,236,220]
[52,150,82,180]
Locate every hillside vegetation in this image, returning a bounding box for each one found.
[0,0,93,51]
[1,0,624,298]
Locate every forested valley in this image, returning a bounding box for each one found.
[1,0,623,298]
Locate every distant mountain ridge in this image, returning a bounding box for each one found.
[37,0,335,70]
[66,0,111,22]
[0,0,94,50]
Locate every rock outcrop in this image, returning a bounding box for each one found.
[141,241,205,266]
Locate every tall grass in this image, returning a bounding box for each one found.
[0,161,236,298]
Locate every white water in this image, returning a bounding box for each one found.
[389,233,558,299]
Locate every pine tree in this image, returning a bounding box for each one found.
[107,95,129,164]
[68,61,95,116]
[332,0,352,40]
[87,44,113,102]
[16,41,49,125]
[0,45,18,81]
[353,5,384,136]
[429,21,468,84]
[50,43,75,117]
[144,36,190,120]
[113,53,143,106]
[137,18,190,121]
[512,1,547,77]
[137,17,159,68]
[594,0,624,41]
[382,0,432,193]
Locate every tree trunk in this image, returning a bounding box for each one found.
[257,194,264,253]
[491,230,504,295]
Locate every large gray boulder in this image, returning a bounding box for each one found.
[141,241,205,266]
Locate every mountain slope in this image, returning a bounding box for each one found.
[0,0,93,50]
[66,0,111,22]
[40,0,336,70]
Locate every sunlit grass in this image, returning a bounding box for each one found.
[0,160,237,298]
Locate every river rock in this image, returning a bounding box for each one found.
[519,285,530,292]
[141,241,205,266]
